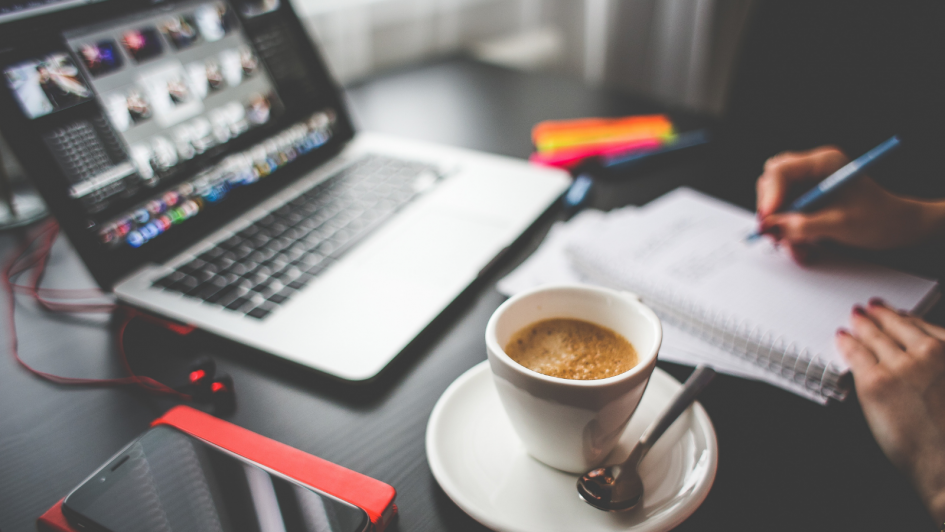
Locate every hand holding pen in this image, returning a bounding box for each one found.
[752,140,945,525]
[751,138,945,263]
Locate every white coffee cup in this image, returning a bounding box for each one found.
[486,284,662,473]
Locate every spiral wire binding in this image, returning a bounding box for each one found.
[574,256,850,402]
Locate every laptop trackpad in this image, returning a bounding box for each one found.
[267,210,506,378]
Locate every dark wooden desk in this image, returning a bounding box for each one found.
[0,58,936,532]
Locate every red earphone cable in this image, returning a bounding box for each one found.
[3,220,189,398]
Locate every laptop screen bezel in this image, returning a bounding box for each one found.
[0,0,356,290]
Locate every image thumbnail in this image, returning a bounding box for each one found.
[185,58,228,100]
[167,75,192,105]
[122,28,163,63]
[104,87,152,132]
[140,63,204,128]
[239,46,258,76]
[219,48,243,87]
[127,88,153,123]
[160,15,200,50]
[4,53,92,119]
[246,93,271,125]
[186,62,208,99]
[205,58,225,91]
[77,40,123,77]
[129,144,155,180]
[150,136,179,171]
[194,2,234,42]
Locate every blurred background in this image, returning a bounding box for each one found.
[293,0,752,115]
[1,0,755,218]
[5,1,941,202]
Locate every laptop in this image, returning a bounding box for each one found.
[0,0,570,381]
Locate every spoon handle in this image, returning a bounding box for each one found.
[636,365,716,458]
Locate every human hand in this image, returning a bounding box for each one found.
[755,146,944,262]
[836,300,945,523]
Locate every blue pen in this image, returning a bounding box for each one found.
[746,135,901,241]
[563,173,593,210]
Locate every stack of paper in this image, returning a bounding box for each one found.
[497,188,939,404]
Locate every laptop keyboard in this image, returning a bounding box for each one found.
[152,154,440,319]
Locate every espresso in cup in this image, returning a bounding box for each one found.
[487,285,661,472]
[504,318,638,380]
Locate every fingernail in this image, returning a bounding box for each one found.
[852,305,867,316]
[836,328,850,336]
[868,297,885,307]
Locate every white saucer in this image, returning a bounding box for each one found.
[426,362,717,532]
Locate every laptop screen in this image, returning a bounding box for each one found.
[0,0,354,288]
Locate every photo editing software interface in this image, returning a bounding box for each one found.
[3,0,338,252]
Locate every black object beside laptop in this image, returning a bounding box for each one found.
[0,0,570,381]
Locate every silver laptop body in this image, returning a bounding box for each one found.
[116,132,568,380]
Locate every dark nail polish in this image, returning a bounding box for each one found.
[868,297,885,307]
[852,305,867,316]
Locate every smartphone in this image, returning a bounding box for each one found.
[62,425,371,532]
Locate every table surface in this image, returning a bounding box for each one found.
[0,58,937,532]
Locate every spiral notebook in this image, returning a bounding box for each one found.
[564,188,939,402]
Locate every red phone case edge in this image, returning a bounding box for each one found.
[37,405,397,532]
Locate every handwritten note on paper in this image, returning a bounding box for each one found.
[666,241,741,284]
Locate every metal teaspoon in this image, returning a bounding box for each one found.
[577,365,717,512]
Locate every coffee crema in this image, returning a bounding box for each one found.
[504,318,638,380]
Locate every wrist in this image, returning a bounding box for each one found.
[929,491,945,525]
[912,199,945,244]
[909,447,945,523]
